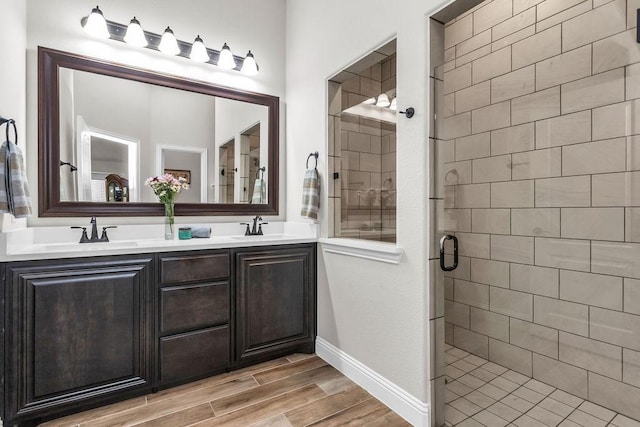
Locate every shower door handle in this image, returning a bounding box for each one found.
[439,234,458,271]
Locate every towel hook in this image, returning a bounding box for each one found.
[256,166,265,179]
[306,151,318,169]
[1,117,17,146]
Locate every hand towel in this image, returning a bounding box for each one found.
[251,178,266,204]
[300,168,319,220]
[188,225,211,238]
[0,140,32,218]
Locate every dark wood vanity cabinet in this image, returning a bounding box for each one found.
[157,250,231,387]
[4,255,154,426]
[1,243,316,426]
[235,244,316,365]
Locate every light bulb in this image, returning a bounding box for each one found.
[389,97,397,111]
[241,51,259,75]
[158,26,180,55]
[83,5,109,39]
[190,35,210,62]
[217,43,237,69]
[124,17,147,47]
[376,93,390,108]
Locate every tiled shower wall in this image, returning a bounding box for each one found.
[439,0,640,420]
[328,55,397,242]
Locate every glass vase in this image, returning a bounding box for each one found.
[164,202,175,240]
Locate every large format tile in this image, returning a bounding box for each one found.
[490,287,533,321]
[593,29,640,74]
[512,25,561,69]
[592,241,640,279]
[534,295,589,336]
[592,172,640,207]
[491,235,534,264]
[510,318,559,359]
[559,332,622,381]
[561,207,624,242]
[562,138,626,177]
[510,264,559,298]
[489,338,533,376]
[534,238,590,272]
[535,110,591,149]
[473,0,513,34]
[512,148,561,180]
[471,258,509,288]
[472,47,512,84]
[471,308,510,342]
[535,176,591,207]
[560,270,623,311]
[561,0,626,51]
[561,68,625,114]
[589,372,640,421]
[491,180,535,208]
[512,87,560,125]
[472,209,511,235]
[590,307,640,351]
[533,354,588,399]
[492,123,535,155]
[491,65,535,103]
[536,45,591,91]
[511,208,560,237]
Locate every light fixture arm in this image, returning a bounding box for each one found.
[81,16,250,71]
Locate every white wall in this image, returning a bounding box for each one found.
[0,0,27,229]
[25,0,286,225]
[286,0,449,419]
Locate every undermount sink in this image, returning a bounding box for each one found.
[38,241,140,252]
[229,234,286,240]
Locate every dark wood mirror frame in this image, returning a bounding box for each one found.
[38,46,279,217]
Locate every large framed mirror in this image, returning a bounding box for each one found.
[39,47,279,217]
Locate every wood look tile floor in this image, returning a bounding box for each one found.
[39,354,411,427]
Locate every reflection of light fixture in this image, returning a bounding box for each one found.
[390,97,397,111]
[159,26,180,55]
[218,43,237,69]
[190,35,209,62]
[241,51,259,75]
[80,6,259,74]
[376,93,390,108]
[82,5,109,39]
[124,17,147,47]
[363,97,376,105]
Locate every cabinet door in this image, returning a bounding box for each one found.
[5,256,154,424]
[235,244,316,364]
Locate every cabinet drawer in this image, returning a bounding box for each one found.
[161,282,229,335]
[160,326,229,385]
[159,251,229,285]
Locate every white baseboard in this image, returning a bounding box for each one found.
[315,337,430,427]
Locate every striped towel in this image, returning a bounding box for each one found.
[300,168,319,220]
[0,140,32,218]
[251,178,266,204]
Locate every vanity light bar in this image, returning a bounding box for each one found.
[81,9,258,74]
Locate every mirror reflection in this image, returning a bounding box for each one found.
[58,68,268,205]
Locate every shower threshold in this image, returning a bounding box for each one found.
[443,344,639,427]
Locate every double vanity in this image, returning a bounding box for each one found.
[0,222,317,426]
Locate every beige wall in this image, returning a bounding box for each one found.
[440,0,640,419]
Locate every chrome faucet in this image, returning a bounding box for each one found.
[71,217,117,243]
[240,215,268,236]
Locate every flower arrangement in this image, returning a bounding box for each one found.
[145,173,189,239]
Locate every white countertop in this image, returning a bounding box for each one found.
[0,222,319,261]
